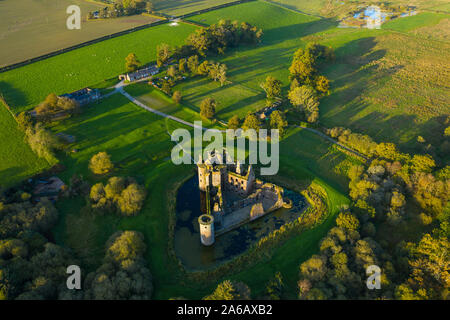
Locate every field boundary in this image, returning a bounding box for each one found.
[0,0,255,74]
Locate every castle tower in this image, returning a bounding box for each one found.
[198,165,209,191]
[236,160,243,175]
[198,214,215,246]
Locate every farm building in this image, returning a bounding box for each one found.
[119,65,160,82]
[61,88,101,106]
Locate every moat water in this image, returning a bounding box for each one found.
[174,176,308,270]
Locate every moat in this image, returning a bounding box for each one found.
[174,175,309,270]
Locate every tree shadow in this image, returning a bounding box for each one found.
[0,81,27,112]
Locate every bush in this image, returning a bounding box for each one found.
[90,177,147,216]
[200,97,216,119]
[89,152,114,175]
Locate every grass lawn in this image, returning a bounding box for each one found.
[0,103,51,187]
[48,93,188,182]
[123,82,220,128]
[0,0,160,67]
[382,12,449,32]
[0,22,197,112]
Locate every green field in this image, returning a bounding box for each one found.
[0,103,51,187]
[266,0,450,17]
[0,0,162,67]
[382,12,449,32]
[0,22,196,112]
[183,1,449,152]
[123,82,219,127]
[177,1,321,119]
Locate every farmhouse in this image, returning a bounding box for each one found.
[197,149,289,246]
[119,65,160,82]
[61,88,101,106]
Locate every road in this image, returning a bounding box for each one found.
[110,80,368,161]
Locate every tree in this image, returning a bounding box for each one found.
[16,112,33,131]
[200,98,216,119]
[269,110,288,136]
[25,123,59,162]
[172,91,182,104]
[288,85,318,111]
[161,79,172,95]
[89,152,114,175]
[187,55,199,74]
[410,154,436,173]
[166,65,176,79]
[125,53,140,72]
[228,115,240,130]
[299,255,327,282]
[90,177,147,216]
[197,60,210,76]
[242,113,261,132]
[260,76,282,100]
[145,1,154,13]
[156,43,171,67]
[288,85,320,123]
[204,280,251,300]
[315,75,330,95]
[335,211,360,231]
[116,183,147,216]
[289,48,316,83]
[84,231,153,300]
[178,58,187,73]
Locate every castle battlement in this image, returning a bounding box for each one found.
[197,149,286,245]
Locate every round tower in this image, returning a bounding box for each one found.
[198,214,215,246]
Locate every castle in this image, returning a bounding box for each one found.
[197,149,289,246]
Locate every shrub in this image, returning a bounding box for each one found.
[89,152,114,175]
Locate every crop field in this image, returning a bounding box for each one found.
[0,103,51,187]
[0,0,161,68]
[0,22,197,112]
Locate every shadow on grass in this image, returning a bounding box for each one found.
[0,81,27,112]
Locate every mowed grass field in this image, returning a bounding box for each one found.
[0,0,161,67]
[0,103,51,187]
[0,22,197,112]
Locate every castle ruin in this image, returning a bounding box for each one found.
[197,149,289,246]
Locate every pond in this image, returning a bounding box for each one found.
[174,175,309,270]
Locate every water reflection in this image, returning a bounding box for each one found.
[174,176,308,270]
